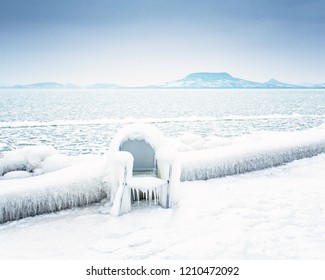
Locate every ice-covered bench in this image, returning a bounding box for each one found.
[105,124,180,216]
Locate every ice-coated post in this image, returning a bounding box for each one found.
[166,164,173,208]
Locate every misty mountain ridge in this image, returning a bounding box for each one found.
[2,82,121,89]
[13,82,79,89]
[1,72,324,89]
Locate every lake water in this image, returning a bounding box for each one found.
[1,89,324,156]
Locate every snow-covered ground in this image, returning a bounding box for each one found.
[0,153,324,259]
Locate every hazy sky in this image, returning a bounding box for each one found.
[1,0,324,86]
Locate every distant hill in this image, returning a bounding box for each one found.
[160,72,303,89]
[6,82,123,89]
[12,82,79,89]
[314,83,325,88]
[263,79,299,88]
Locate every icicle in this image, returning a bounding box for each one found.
[137,189,140,205]
[148,190,150,204]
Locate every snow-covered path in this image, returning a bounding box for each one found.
[0,154,325,259]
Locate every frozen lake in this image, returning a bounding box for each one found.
[1,89,325,156]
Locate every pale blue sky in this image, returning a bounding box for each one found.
[1,0,324,86]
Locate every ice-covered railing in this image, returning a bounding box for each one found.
[179,125,325,181]
[0,148,107,224]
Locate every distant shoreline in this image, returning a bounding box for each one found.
[1,72,324,90]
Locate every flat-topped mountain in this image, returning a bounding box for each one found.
[185,72,235,81]
[161,72,302,88]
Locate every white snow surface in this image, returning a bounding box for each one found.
[0,154,325,259]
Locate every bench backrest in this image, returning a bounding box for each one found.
[119,139,157,174]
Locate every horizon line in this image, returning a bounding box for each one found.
[0,71,324,89]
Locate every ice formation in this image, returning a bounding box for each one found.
[155,146,181,208]
[0,148,107,224]
[107,151,134,216]
[179,125,325,181]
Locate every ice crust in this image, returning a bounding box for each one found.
[0,114,320,129]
